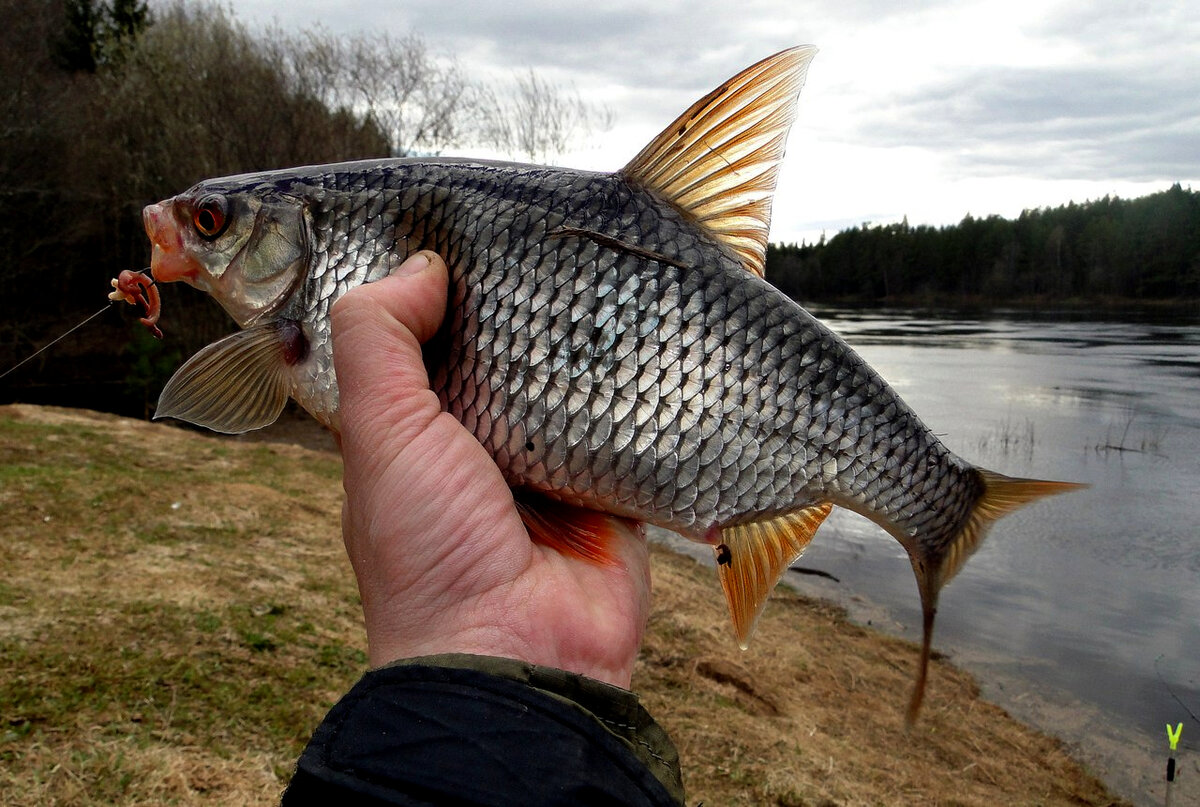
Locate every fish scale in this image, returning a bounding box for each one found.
[143,47,1082,721]
[405,167,855,532]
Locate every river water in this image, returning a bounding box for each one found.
[655,307,1200,806]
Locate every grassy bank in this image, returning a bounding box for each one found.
[0,405,1126,805]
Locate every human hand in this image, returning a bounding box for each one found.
[331,251,652,689]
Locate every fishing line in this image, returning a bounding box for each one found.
[1155,654,1200,727]
[0,268,158,383]
[0,303,114,382]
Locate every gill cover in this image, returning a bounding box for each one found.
[204,196,310,327]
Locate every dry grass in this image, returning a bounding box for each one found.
[638,545,1126,806]
[0,404,1127,806]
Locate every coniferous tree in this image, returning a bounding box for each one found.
[767,186,1200,305]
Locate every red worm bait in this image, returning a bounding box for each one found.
[109,269,163,339]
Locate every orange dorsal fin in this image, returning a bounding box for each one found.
[620,46,817,278]
[904,470,1087,724]
[714,502,832,647]
[514,493,641,565]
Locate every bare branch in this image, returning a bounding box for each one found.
[476,69,613,163]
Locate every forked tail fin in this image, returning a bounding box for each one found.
[906,469,1086,724]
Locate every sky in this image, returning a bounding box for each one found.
[231,0,1200,245]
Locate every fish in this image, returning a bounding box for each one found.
[141,46,1082,721]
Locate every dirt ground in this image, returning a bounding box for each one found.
[0,404,1130,805]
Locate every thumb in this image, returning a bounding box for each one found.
[332,250,450,448]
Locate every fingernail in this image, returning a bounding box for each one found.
[395,251,432,277]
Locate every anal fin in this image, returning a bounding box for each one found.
[514,492,642,566]
[715,502,832,648]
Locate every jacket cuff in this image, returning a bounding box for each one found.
[282,653,684,806]
[394,653,683,801]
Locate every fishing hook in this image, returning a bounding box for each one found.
[110,268,163,339]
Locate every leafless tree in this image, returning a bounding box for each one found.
[91,2,388,198]
[286,29,611,162]
[476,69,613,164]
[287,30,470,158]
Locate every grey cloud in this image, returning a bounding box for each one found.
[399,0,829,143]
[834,0,1200,182]
[238,0,1198,187]
[851,62,1200,180]
[293,0,815,129]
[379,0,807,83]
[1035,1,1200,55]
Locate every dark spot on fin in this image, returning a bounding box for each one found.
[513,491,641,566]
[714,502,832,649]
[679,84,729,135]
[904,469,1087,725]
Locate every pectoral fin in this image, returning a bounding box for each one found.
[154,321,300,434]
[715,502,832,647]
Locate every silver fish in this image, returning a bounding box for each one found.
[142,47,1081,720]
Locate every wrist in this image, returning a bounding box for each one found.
[361,602,638,688]
[364,628,637,689]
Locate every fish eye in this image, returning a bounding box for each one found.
[192,194,229,239]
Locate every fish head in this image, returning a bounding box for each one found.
[144,177,330,435]
[143,181,308,328]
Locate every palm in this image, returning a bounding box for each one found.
[334,255,651,688]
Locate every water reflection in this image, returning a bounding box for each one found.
[819,307,1200,358]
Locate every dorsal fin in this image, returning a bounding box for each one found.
[620,46,817,278]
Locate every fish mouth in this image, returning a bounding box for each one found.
[143,202,202,285]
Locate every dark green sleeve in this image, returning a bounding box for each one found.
[282,653,685,806]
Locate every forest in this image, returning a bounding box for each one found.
[766,185,1200,305]
[0,0,604,413]
[1,0,1196,418]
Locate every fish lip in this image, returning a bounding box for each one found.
[141,202,170,248]
[143,201,201,285]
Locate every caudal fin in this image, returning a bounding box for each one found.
[906,469,1086,724]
